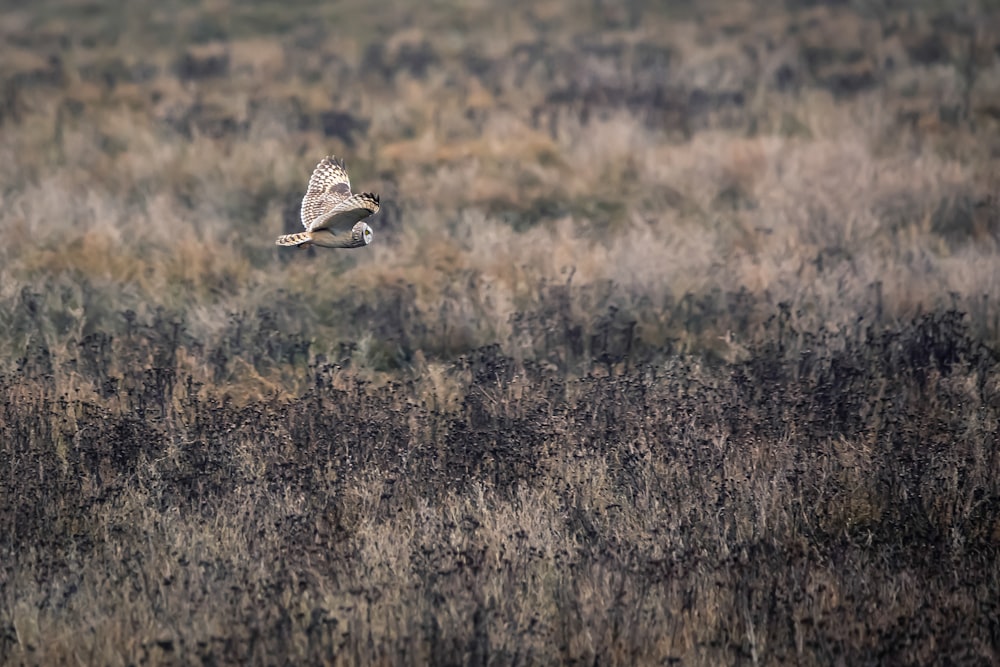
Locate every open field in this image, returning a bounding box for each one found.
[1,0,999,664]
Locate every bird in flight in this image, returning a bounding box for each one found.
[276,156,380,249]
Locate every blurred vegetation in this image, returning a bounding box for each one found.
[1,0,999,664]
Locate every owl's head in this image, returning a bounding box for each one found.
[351,221,374,247]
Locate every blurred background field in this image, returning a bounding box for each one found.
[1,0,999,664]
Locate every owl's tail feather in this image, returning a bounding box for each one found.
[276,231,313,247]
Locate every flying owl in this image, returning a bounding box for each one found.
[275,156,380,249]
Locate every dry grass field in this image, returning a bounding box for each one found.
[2,0,1000,664]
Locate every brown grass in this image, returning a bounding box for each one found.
[1,0,999,664]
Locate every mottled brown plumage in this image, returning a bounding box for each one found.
[276,156,380,249]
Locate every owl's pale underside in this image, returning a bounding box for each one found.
[275,156,380,249]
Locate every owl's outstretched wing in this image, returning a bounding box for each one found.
[301,156,352,231]
[309,192,380,232]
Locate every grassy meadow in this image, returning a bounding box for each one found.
[1,0,1000,664]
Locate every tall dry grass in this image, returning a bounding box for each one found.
[1,0,999,664]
